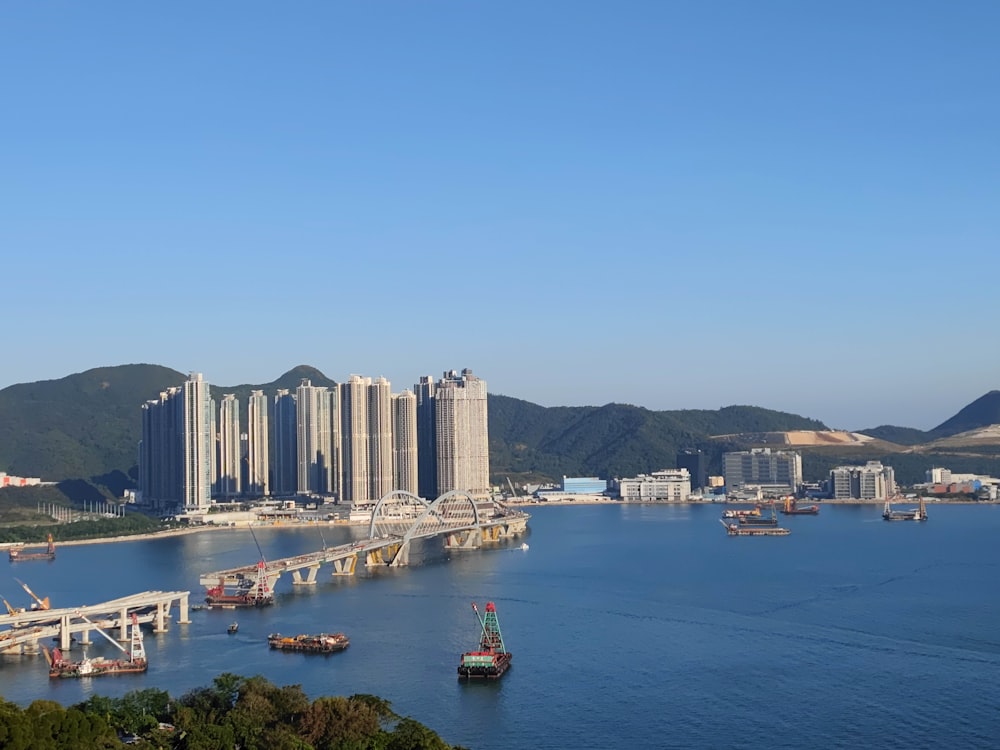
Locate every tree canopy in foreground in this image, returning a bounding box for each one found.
[0,672,467,750]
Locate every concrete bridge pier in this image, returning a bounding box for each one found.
[78,624,92,645]
[445,530,481,550]
[332,555,357,576]
[292,564,321,585]
[388,542,409,568]
[119,607,130,640]
[366,547,386,566]
[154,602,169,633]
[60,615,73,650]
[267,573,281,594]
[482,525,502,542]
[178,594,191,625]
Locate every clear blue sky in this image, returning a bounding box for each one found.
[2,2,997,431]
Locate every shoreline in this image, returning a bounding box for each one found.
[4,497,994,548]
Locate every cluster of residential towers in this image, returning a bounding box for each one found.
[138,369,490,512]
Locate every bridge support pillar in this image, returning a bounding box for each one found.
[154,602,168,633]
[332,554,357,576]
[119,608,129,641]
[178,593,191,624]
[388,542,409,568]
[60,615,72,651]
[267,573,281,593]
[292,564,321,585]
[79,625,92,645]
[366,548,385,566]
[445,530,481,550]
[482,525,502,543]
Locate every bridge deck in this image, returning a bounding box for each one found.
[0,590,191,651]
[200,512,529,586]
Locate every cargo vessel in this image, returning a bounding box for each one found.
[883,497,927,522]
[458,601,511,679]
[8,534,56,562]
[268,632,349,653]
[781,497,820,515]
[44,613,147,678]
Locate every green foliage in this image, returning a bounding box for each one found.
[4,364,1000,490]
[489,394,824,481]
[2,674,459,749]
[0,365,187,482]
[0,514,166,544]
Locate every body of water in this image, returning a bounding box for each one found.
[2,503,999,748]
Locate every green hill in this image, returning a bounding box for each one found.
[1,364,996,492]
[929,390,1000,438]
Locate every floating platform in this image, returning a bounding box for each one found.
[720,520,790,536]
[268,632,349,653]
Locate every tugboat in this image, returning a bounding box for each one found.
[44,613,147,678]
[267,632,349,653]
[458,601,512,680]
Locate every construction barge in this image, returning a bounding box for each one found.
[205,559,274,608]
[43,613,147,678]
[458,601,512,680]
[781,497,820,515]
[720,519,790,537]
[268,632,349,653]
[883,498,928,522]
[8,534,56,562]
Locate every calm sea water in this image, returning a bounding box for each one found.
[2,503,999,749]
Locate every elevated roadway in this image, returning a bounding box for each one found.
[200,490,530,595]
[0,590,191,654]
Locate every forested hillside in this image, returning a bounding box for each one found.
[1,365,997,492]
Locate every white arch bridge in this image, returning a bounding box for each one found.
[199,491,530,597]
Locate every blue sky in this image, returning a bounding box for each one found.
[2,1,997,431]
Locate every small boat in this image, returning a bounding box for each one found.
[520,543,529,551]
[228,622,239,634]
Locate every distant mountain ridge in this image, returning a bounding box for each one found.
[0,364,997,491]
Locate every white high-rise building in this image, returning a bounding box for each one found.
[435,369,490,498]
[723,448,802,493]
[830,461,896,500]
[217,394,241,498]
[247,390,269,497]
[368,376,394,502]
[339,375,370,504]
[182,372,213,511]
[296,379,333,495]
[393,390,418,495]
